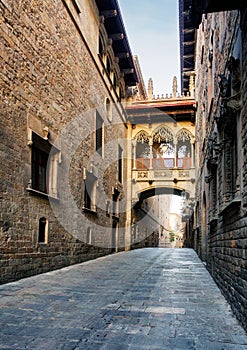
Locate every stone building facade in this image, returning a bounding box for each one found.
[180,1,247,330]
[0,0,138,283]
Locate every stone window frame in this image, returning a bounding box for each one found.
[27,129,60,200]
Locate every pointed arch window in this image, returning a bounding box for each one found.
[135,131,150,169]
[153,127,175,168]
[177,129,192,169]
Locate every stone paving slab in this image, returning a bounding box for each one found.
[0,248,247,349]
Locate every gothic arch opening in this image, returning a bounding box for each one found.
[152,126,175,168]
[132,187,190,249]
[135,130,150,169]
[177,129,192,169]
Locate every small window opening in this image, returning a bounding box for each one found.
[38,217,48,243]
[106,56,111,75]
[96,111,104,157]
[86,227,92,245]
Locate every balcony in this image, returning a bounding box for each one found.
[132,157,195,183]
[135,157,191,170]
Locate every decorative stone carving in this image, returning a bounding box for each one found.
[177,129,191,142]
[43,126,49,140]
[226,94,242,111]
[153,127,174,143]
[126,86,138,99]
[154,170,173,178]
[218,56,242,121]
[227,56,241,94]
[218,74,229,98]
[204,175,212,183]
[137,171,148,179]
[178,170,190,178]
[136,131,149,143]
[206,131,222,168]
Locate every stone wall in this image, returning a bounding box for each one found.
[194,9,247,330]
[0,0,128,284]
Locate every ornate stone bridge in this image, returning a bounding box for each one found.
[126,96,196,206]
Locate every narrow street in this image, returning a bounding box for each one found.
[0,248,246,350]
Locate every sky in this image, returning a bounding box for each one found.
[119,1,182,214]
[118,0,180,97]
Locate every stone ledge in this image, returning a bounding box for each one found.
[26,188,59,202]
[219,197,242,216]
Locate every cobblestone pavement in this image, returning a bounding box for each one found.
[0,248,247,350]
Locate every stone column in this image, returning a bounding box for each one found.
[149,137,153,169]
[132,139,137,170]
[191,139,195,168]
[174,142,178,168]
[125,122,133,251]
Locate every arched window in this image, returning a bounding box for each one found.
[153,127,174,168]
[177,129,192,169]
[135,131,149,169]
